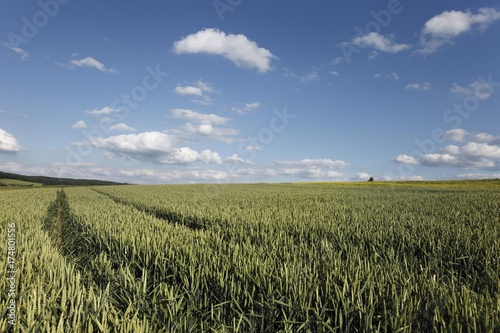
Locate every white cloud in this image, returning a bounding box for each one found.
[459,142,500,159]
[394,154,420,165]
[174,86,203,96]
[87,131,221,165]
[284,70,319,82]
[450,80,494,100]
[442,128,469,142]
[329,71,340,76]
[405,82,431,90]
[350,172,372,181]
[4,43,29,60]
[395,129,500,170]
[174,80,216,102]
[85,106,119,116]
[381,175,424,181]
[195,80,215,93]
[472,132,500,145]
[173,28,276,73]
[72,120,88,129]
[349,32,411,53]
[109,123,136,132]
[170,108,230,125]
[456,173,500,180]
[0,162,22,172]
[418,8,500,55]
[225,154,253,165]
[331,57,344,65]
[0,128,25,154]
[69,56,119,74]
[178,123,238,142]
[420,153,460,166]
[374,72,400,80]
[244,145,262,151]
[233,102,261,115]
[274,159,349,168]
[193,95,213,106]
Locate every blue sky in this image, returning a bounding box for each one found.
[1,0,499,183]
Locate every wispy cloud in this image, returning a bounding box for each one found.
[345,32,410,54]
[284,69,319,82]
[450,79,494,100]
[374,71,400,81]
[174,80,216,105]
[232,102,261,115]
[4,43,29,60]
[405,82,431,90]
[69,56,119,74]
[173,28,276,73]
[170,108,230,125]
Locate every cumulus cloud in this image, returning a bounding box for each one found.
[394,129,500,170]
[442,128,469,142]
[72,120,88,129]
[348,32,410,53]
[178,123,238,142]
[394,154,420,165]
[471,132,500,145]
[405,82,431,90]
[0,128,25,153]
[174,86,203,96]
[4,43,29,60]
[450,79,494,100]
[85,106,119,116]
[173,28,276,73]
[87,131,221,165]
[109,123,136,132]
[170,108,229,125]
[417,8,500,55]
[174,80,216,105]
[225,154,253,164]
[69,56,119,74]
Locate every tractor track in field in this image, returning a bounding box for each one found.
[90,188,208,231]
[41,189,158,322]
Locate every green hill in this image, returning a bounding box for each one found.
[0,178,43,187]
[0,171,126,187]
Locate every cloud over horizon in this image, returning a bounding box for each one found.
[394,129,500,170]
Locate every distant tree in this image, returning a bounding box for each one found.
[368,177,374,182]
